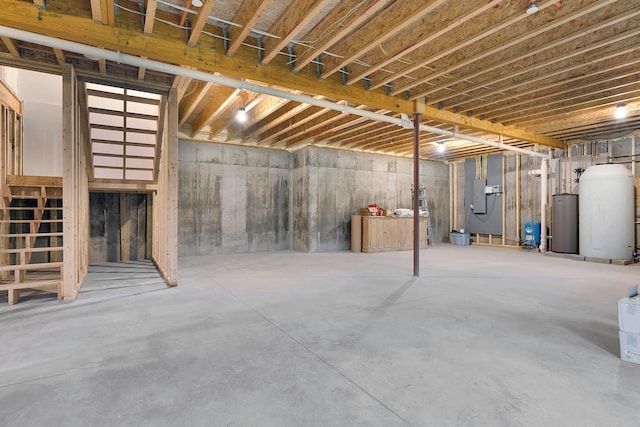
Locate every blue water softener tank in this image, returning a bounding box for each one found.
[524,221,541,248]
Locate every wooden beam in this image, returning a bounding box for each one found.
[190,86,239,136]
[171,73,193,100]
[53,48,65,66]
[0,0,562,148]
[101,0,115,27]
[187,0,216,48]
[1,36,19,58]
[0,78,22,113]
[320,0,449,79]
[226,0,273,57]
[90,0,103,24]
[422,105,564,148]
[137,56,147,81]
[0,1,411,114]
[98,57,106,75]
[143,0,158,36]
[261,0,332,65]
[178,81,213,125]
[293,0,391,72]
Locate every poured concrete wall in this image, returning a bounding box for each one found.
[293,147,450,252]
[178,141,291,256]
[179,141,450,255]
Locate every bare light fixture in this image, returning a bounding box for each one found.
[236,107,247,122]
[191,0,204,7]
[437,142,446,153]
[526,2,539,14]
[614,103,628,119]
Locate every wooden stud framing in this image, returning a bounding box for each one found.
[62,64,89,301]
[152,88,178,286]
[1,37,20,58]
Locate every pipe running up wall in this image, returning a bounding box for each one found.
[0,25,550,160]
[540,156,549,252]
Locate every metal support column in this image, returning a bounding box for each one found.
[413,113,420,277]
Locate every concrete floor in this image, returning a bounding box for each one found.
[1,246,640,426]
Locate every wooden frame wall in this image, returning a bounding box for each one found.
[62,64,90,300]
[1,78,22,280]
[151,87,177,286]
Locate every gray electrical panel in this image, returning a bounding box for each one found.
[464,155,502,235]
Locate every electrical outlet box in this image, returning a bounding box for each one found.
[484,186,493,194]
[492,184,502,194]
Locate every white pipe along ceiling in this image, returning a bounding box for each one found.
[0,25,550,160]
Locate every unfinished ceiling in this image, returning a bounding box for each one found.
[1,0,639,161]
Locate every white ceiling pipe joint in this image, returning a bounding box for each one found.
[0,25,547,159]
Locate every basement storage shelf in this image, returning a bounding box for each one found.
[358,216,428,253]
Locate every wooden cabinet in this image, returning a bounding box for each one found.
[361,217,427,253]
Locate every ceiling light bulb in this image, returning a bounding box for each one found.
[526,2,539,14]
[191,0,204,7]
[614,103,628,119]
[437,143,446,153]
[236,107,247,122]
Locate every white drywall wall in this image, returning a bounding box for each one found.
[16,68,63,177]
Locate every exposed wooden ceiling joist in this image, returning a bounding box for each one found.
[179,81,214,125]
[293,0,392,73]
[187,0,217,47]
[143,0,159,36]
[260,0,332,66]
[226,0,273,57]
[5,0,640,161]
[190,86,240,136]
[320,0,449,79]
[90,0,103,24]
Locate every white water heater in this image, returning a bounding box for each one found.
[579,164,634,261]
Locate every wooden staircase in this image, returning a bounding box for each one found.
[0,176,63,305]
